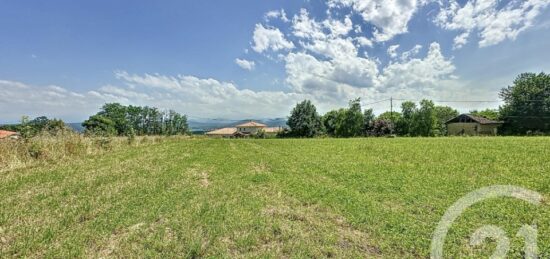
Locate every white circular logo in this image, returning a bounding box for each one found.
[430,185,543,258]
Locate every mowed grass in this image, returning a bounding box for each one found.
[1,137,549,258]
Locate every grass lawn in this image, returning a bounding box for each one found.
[1,137,549,257]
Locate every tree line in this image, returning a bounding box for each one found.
[83,103,189,136]
[0,116,70,138]
[283,72,550,137]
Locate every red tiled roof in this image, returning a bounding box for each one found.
[0,130,18,139]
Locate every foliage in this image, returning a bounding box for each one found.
[322,109,340,136]
[0,116,72,138]
[396,101,417,136]
[82,115,117,136]
[367,119,394,137]
[287,100,323,137]
[83,103,189,136]
[334,98,364,137]
[363,109,376,135]
[411,100,438,136]
[377,111,402,123]
[499,72,550,134]
[470,108,499,121]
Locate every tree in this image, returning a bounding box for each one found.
[83,103,189,136]
[82,115,117,136]
[378,111,402,123]
[412,100,438,136]
[396,101,417,136]
[363,108,376,135]
[470,109,499,121]
[434,106,459,136]
[499,72,550,134]
[287,100,323,137]
[335,98,364,137]
[322,109,341,136]
[367,119,394,137]
[98,103,129,135]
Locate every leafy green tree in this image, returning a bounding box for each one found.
[287,100,323,137]
[84,103,189,136]
[367,119,394,137]
[335,98,364,137]
[412,100,438,136]
[470,109,499,121]
[499,72,550,134]
[363,108,376,135]
[98,103,129,135]
[82,115,117,136]
[434,106,459,136]
[396,101,417,136]
[378,111,402,123]
[322,109,341,137]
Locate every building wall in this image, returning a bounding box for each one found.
[447,122,480,136]
[447,123,499,136]
[479,124,499,135]
[237,127,263,134]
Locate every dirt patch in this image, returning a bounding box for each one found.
[251,162,270,174]
[188,168,210,188]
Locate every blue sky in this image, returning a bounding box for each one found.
[1,0,550,123]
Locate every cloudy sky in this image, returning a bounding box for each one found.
[1,0,550,123]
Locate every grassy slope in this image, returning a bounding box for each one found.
[0,138,549,258]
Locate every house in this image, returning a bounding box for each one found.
[0,130,20,140]
[445,114,503,136]
[205,121,283,138]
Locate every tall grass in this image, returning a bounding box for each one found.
[0,131,171,172]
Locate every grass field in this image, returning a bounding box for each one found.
[1,137,549,258]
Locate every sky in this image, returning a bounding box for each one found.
[1,0,550,123]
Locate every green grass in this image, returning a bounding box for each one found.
[1,137,549,258]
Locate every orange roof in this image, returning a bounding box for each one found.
[0,130,18,139]
[205,127,237,135]
[235,121,267,127]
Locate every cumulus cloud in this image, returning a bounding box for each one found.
[435,0,550,48]
[235,58,255,70]
[265,9,289,22]
[355,36,373,47]
[329,0,424,42]
[0,80,116,122]
[387,44,400,58]
[283,41,461,111]
[252,24,295,53]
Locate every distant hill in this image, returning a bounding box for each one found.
[67,123,85,133]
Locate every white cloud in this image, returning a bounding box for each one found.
[387,44,400,58]
[435,0,550,47]
[0,80,115,122]
[265,9,289,22]
[235,58,256,71]
[355,36,373,47]
[400,44,422,60]
[291,9,327,40]
[329,0,424,42]
[252,24,295,53]
[283,41,465,113]
[322,16,353,37]
[453,32,470,49]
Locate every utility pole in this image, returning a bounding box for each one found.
[390,97,394,135]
